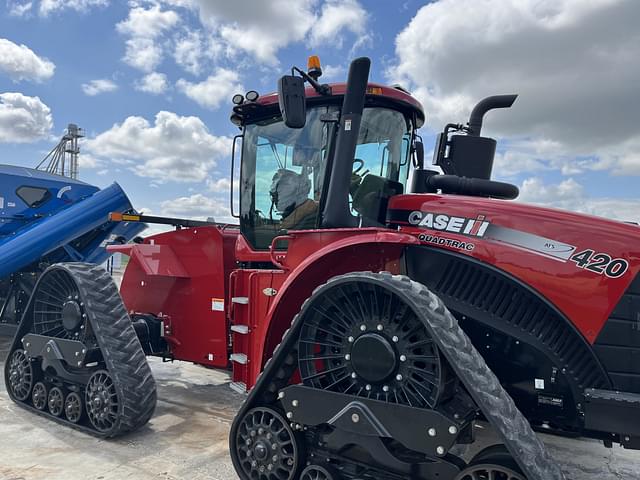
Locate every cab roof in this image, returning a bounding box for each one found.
[240,82,426,128]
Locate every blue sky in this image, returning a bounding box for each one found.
[1,0,638,229]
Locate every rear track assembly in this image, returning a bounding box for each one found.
[4,263,157,437]
[230,272,565,480]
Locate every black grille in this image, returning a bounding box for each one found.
[408,247,610,392]
[594,274,640,393]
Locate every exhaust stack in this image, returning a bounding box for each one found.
[467,94,518,136]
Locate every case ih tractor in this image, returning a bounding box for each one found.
[5,56,640,480]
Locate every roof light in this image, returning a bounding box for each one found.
[307,55,322,80]
[232,93,244,105]
[245,90,259,102]
[367,87,383,95]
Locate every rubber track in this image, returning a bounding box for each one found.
[5,262,157,437]
[230,272,566,480]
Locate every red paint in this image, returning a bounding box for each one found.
[115,192,640,390]
[255,82,425,126]
[113,226,239,368]
[389,193,640,344]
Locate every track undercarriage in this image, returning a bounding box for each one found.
[230,272,566,480]
[4,263,156,437]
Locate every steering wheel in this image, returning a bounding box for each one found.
[352,158,365,175]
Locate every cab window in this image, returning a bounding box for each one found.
[16,186,51,208]
[241,106,335,250]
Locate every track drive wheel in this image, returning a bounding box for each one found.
[300,465,339,480]
[455,445,526,480]
[234,407,304,480]
[7,349,33,401]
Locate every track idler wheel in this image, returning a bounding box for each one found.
[47,387,65,417]
[86,370,118,433]
[300,465,339,480]
[455,445,526,480]
[234,407,304,480]
[7,349,33,401]
[64,392,83,424]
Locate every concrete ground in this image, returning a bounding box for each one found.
[1,335,640,480]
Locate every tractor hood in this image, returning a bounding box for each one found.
[388,193,640,343]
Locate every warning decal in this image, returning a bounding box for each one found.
[211,298,224,312]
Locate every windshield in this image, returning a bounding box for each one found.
[240,106,412,250]
[241,106,335,249]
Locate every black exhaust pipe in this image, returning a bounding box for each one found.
[322,57,371,228]
[467,94,518,136]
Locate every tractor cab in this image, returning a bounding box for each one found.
[230,56,520,252]
[230,57,425,250]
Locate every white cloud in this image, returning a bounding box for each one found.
[0,92,53,143]
[116,5,180,72]
[173,29,205,75]
[84,111,231,182]
[391,0,640,176]
[310,0,369,50]
[81,78,118,96]
[135,72,169,95]
[517,177,640,223]
[191,0,315,65]
[165,0,369,65]
[0,38,55,82]
[7,1,33,16]
[160,193,232,222]
[176,68,243,110]
[320,64,345,81]
[39,0,109,16]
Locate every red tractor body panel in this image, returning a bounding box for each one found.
[388,194,640,344]
[114,194,640,391]
[111,226,239,368]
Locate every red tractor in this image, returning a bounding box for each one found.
[5,56,640,480]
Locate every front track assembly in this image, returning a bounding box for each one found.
[230,272,565,480]
[4,263,156,437]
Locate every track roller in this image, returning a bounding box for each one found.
[32,382,48,410]
[64,392,83,423]
[47,387,65,416]
[3,262,157,437]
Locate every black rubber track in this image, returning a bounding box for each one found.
[4,262,157,438]
[230,272,566,480]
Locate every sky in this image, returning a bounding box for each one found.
[0,0,639,234]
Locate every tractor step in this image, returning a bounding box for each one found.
[585,388,640,448]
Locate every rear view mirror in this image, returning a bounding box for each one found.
[278,75,306,128]
[413,139,424,169]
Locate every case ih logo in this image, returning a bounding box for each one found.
[408,211,490,237]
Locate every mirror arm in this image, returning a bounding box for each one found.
[293,67,331,96]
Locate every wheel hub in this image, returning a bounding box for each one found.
[298,279,448,409]
[62,301,83,331]
[351,333,397,383]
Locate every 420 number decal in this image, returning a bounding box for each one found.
[569,249,629,278]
